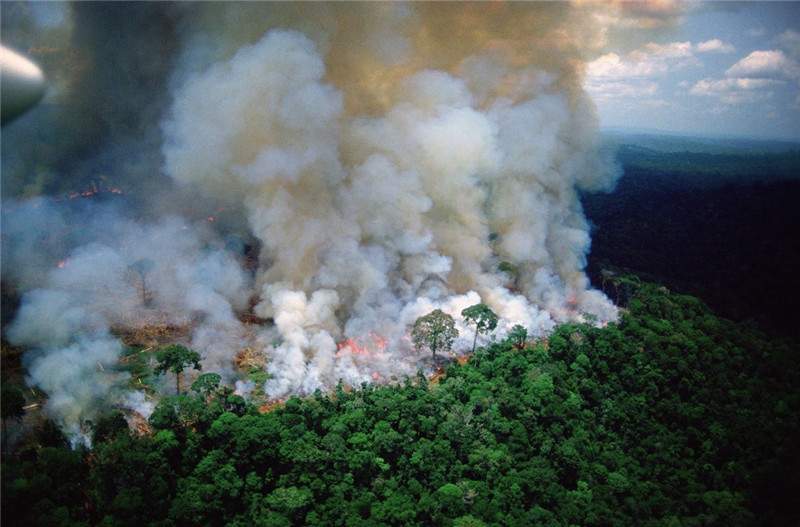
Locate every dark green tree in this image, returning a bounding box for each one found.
[461,303,498,353]
[155,345,202,395]
[91,411,129,444]
[508,324,528,349]
[191,372,222,398]
[412,309,458,359]
[498,261,519,287]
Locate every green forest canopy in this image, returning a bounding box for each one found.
[2,279,799,526]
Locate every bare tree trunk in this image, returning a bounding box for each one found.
[471,329,479,354]
[176,372,181,395]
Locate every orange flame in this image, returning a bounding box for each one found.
[336,337,371,358]
[335,333,388,358]
[369,332,388,350]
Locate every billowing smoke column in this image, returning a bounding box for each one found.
[162,10,621,397]
[1,1,675,441]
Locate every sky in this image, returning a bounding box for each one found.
[3,1,799,142]
[586,2,800,141]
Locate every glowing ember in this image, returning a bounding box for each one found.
[59,182,125,201]
[566,294,579,309]
[335,337,370,358]
[369,332,388,350]
[335,333,388,359]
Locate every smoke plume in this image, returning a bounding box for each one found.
[0,2,667,439]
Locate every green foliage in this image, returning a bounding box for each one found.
[3,280,799,526]
[119,346,159,393]
[461,304,498,353]
[192,373,222,397]
[92,411,129,444]
[497,261,517,278]
[155,345,202,394]
[508,325,527,349]
[155,345,202,376]
[412,309,458,358]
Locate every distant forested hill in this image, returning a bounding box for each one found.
[585,138,800,338]
[3,281,799,526]
[613,145,800,188]
[602,130,800,156]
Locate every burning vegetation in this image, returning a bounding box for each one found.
[3,1,628,444]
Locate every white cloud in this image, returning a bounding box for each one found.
[587,39,800,113]
[587,40,698,81]
[697,39,735,54]
[692,78,782,94]
[690,77,782,104]
[638,41,695,60]
[587,53,661,78]
[697,48,799,110]
[725,50,800,79]
[585,79,659,100]
[585,40,711,103]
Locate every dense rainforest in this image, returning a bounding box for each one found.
[3,279,799,526]
[584,142,800,338]
[3,140,799,525]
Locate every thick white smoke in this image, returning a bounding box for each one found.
[162,28,619,399]
[6,205,250,439]
[3,2,651,438]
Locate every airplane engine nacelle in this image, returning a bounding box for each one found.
[1,45,46,125]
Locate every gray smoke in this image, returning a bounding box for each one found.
[5,200,250,441]
[0,2,676,440]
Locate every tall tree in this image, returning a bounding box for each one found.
[508,324,528,350]
[155,345,202,394]
[412,309,458,359]
[461,303,498,353]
